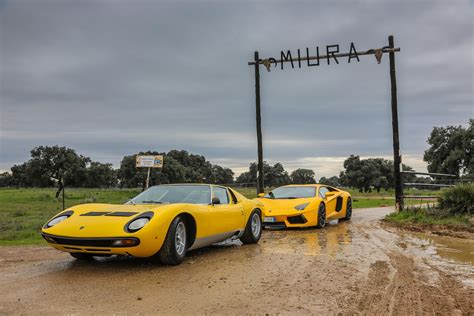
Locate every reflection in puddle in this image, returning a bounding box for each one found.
[402,232,474,265]
[400,231,474,288]
[262,222,353,257]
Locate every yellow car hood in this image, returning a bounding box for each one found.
[255,198,316,216]
[42,203,162,238]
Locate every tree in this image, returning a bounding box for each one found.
[210,165,234,184]
[118,151,168,189]
[0,172,12,187]
[236,161,290,187]
[319,176,340,187]
[423,119,473,177]
[118,150,232,188]
[339,155,416,193]
[290,169,316,184]
[28,146,90,197]
[83,162,117,188]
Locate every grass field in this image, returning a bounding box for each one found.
[0,187,438,245]
[384,208,472,230]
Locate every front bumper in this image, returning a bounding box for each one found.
[263,210,318,228]
[41,233,148,257]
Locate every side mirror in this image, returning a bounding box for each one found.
[212,197,221,205]
[325,192,337,198]
[257,193,265,197]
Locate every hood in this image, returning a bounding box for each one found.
[42,203,163,238]
[255,198,316,216]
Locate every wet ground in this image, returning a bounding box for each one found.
[0,207,473,314]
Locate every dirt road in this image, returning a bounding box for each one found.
[1,207,473,315]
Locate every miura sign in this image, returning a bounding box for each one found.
[248,36,404,209]
[264,43,362,70]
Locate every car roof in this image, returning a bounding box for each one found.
[281,184,321,187]
[149,183,227,188]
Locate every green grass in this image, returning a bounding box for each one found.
[0,188,139,245]
[0,187,438,245]
[384,208,472,229]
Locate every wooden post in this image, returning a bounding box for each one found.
[146,167,151,189]
[62,184,65,210]
[254,51,264,194]
[388,35,404,210]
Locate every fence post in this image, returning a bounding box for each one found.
[254,51,264,195]
[388,35,404,210]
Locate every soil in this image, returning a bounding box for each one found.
[0,207,472,314]
[383,220,474,239]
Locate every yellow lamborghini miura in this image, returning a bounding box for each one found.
[41,184,263,265]
[256,184,352,229]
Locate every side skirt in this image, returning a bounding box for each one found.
[188,230,243,251]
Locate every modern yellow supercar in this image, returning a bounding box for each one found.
[41,184,264,265]
[256,184,352,228]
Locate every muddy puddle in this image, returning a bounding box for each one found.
[399,231,474,287]
[261,220,353,257]
[401,232,474,265]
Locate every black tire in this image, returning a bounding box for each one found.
[240,210,262,244]
[315,203,326,229]
[343,198,352,220]
[158,216,187,266]
[70,252,94,260]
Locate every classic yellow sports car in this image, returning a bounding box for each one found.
[41,184,263,265]
[256,184,352,228]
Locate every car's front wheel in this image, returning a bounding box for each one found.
[158,216,187,265]
[240,210,262,244]
[315,203,326,229]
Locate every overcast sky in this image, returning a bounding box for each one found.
[0,0,473,178]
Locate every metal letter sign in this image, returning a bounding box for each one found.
[248,36,403,209]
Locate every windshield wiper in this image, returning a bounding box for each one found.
[141,200,167,204]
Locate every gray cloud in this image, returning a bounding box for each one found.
[1,0,473,177]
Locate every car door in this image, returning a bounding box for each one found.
[207,186,245,237]
[319,186,337,218]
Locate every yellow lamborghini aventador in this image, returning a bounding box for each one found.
[256,184,352,229]
[41,184,263,265]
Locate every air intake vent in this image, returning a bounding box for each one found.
[287,215,307,224]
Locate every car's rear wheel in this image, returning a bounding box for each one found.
[158,216,187,266]
[343,198,352,220]
[240,210,262,244]
[315,203,326,229]
[70,252,94,260]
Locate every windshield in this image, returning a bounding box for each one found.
[129,185,211,204]
[264,186,316,199]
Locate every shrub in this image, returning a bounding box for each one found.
[437,183,474,215]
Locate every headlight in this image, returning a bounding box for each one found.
[45,210,74,228]
[127,217,150,232]
[47,215,69,227]
[294,203,309,211]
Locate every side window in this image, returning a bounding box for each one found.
[319,187,329,199]
[228,188,238,204]
[213,187,229,204]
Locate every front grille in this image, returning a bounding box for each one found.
[42,233,140,248]
[287,215,307,224]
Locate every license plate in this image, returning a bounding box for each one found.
[264,217,276,223]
